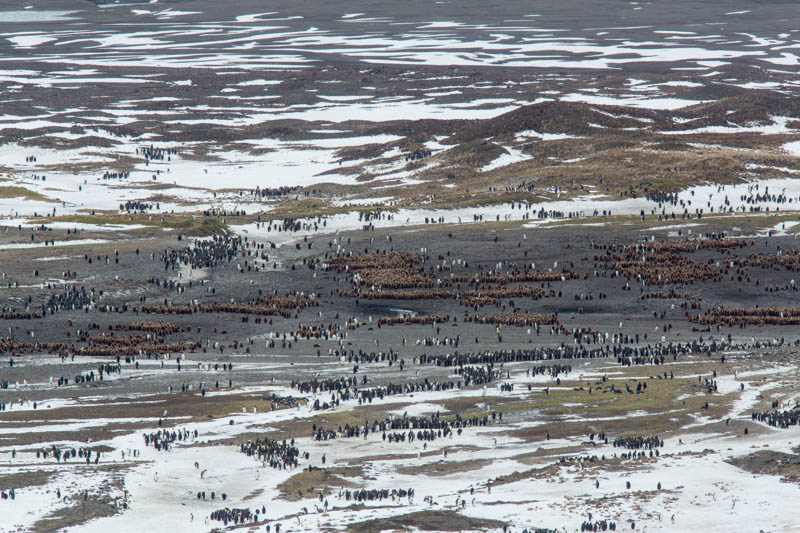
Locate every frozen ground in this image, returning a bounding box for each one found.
[2,218,800,532]
[0,0,798,222]
[3,336,800,532]
[1,1,800,532]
